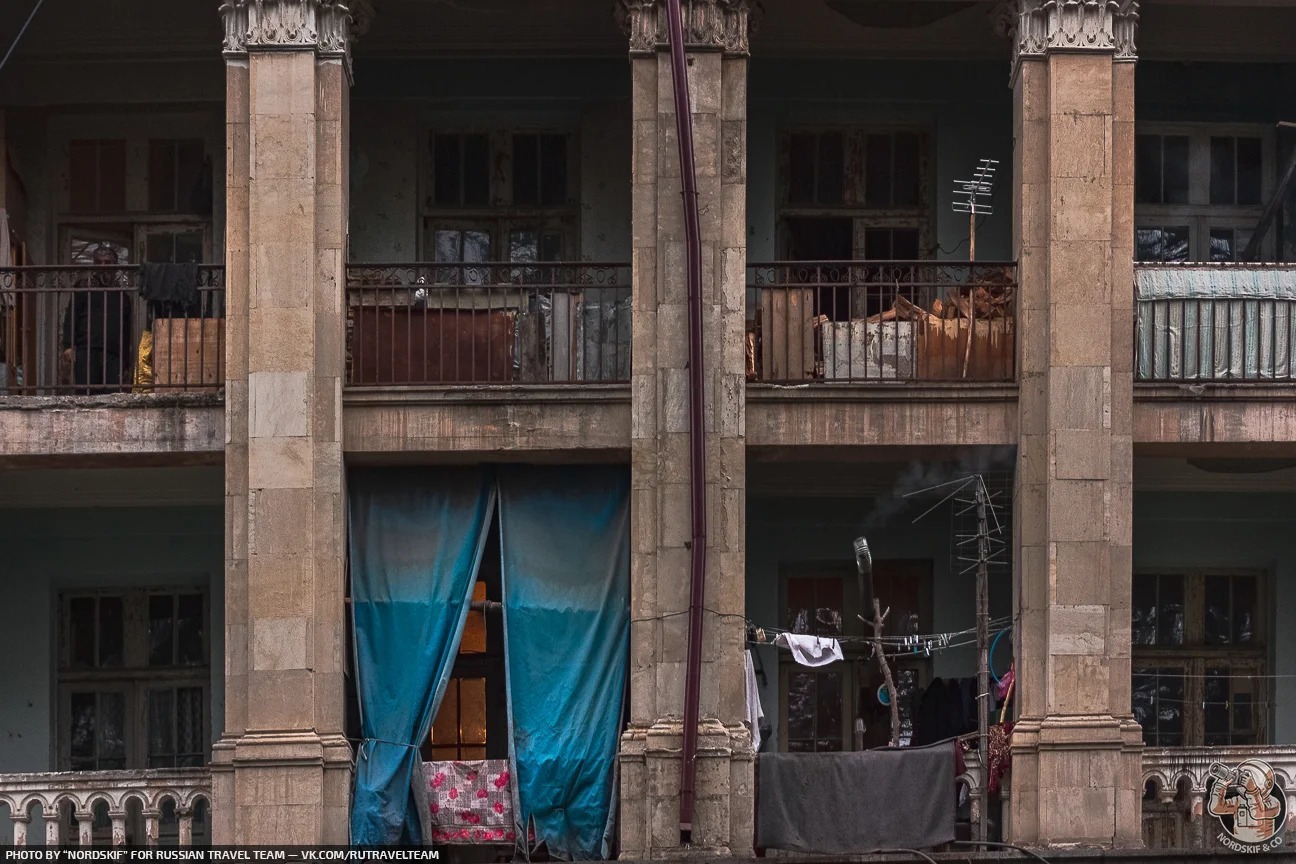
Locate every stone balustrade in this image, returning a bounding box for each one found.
[0,769,211,846]
[1142,745,1296,849]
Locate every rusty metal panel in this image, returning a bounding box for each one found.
[349,306,515,385]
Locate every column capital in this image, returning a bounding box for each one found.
[220,0,373,72]
[995,0,1139,82]
[615,0,762,57]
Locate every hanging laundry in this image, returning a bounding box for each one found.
[744,649,765,752]
[417,760,518,845]
[773,632,844,667]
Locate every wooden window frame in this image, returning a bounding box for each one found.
[1135,122,1276,262]
[56,588,211,771]
[1132,568,1269,748]
[777,126,935,261]
[420,127,581,262]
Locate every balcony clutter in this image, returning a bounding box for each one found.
[750,262,1017,383]
[345,263,631,386]
[0,261,225,395]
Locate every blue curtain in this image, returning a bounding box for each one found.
[498,465,630,860]
[349,467,495,845]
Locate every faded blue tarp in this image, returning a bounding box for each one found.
[1136,266,1296,379]
[498,466,630,860]
[349,468,495,846]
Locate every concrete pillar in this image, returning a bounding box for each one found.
[213,0,354,844]
[1007,0,1143,847]
[617,1,753,857]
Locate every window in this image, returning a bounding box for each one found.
[779,128,932,267]
[1131,571,1266,748]
[1135,125,1272,262]
[424,546,507,762]
[68,140,127,213]
[779,561,931,752]
[424,129,577,262]
[148,139,210,214]
[59,589,210,770]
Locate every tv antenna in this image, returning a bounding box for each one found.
[953,158,999,262]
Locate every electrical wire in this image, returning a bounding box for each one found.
[0,0,46,76]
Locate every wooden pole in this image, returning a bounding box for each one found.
[962,210,977,378]
[868,599,901,747]
[974,478,991,843]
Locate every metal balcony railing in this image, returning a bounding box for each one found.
[747,261,1017,384]
[345,262,631,386]
[0,266,225,395]
[1135,262,1296,382]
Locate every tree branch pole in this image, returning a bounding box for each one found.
[869,599,900,747]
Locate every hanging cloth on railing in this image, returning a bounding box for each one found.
[498,465,630,860]
[348,467,496,845]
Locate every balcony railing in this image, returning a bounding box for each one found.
[747,261,1016,384]
[0,768,211,846]
[1136,262,1296,382]
[345,262,630,386]
[1142,745,1296,850]
[0,266,225,396]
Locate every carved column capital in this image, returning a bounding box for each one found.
[995,0,1139,83]
[219,0,363,75]
[615,0,762,57]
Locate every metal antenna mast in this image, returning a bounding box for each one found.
[953,158,999,263]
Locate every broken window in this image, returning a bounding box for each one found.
[59,589,210,771]
[1131,570,1265,748]
[1135,124,1273,261]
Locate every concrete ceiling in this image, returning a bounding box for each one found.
[2,0,1291,63]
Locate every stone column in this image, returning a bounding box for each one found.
[1006,0,1143,847]
[616,1,753,857]
[213,0,355,844]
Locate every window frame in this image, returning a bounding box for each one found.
[56,587,211,771]
[1134,122,1276,262]
[777,126,935,261]
[420,127,581,262]
[776,561,933,753]
[1131,568,1269,748]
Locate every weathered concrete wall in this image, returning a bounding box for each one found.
[0,397,223,466]
[1133,490,1296,745]
[747,385,1017,450]
[343,387,630,456]
[747,60,1013,264]
[0,505,224,772]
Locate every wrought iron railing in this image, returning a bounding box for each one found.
[0,265,225,395]
[746,261,1016,383]
[344,262,631,386]
[1135,262,1296,382]
[0,768,211,846]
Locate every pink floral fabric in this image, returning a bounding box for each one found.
[422,760,516,844]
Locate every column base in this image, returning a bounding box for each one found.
[1007,714,1144,848]
[618,718,754,859]
[210,731,353,845]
